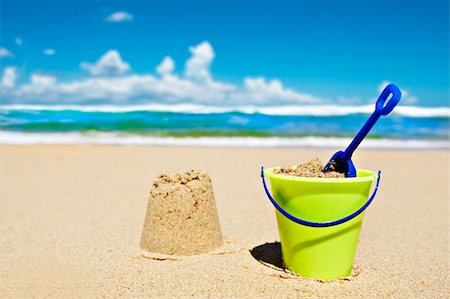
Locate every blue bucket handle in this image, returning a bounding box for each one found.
[261,167,381,228]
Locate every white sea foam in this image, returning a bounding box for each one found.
[1,131,448,149]
[1,104,449,118]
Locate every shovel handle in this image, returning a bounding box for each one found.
[261,167,381,228]
[344,84,401,158]
[376,83,402,116]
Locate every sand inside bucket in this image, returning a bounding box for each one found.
[140,170,223,255]
[273,158,345,178]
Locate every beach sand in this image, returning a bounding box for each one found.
[0,145,448,297]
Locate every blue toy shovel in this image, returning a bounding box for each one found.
[323,83,402,177]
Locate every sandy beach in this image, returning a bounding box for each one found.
[0,145,448,297]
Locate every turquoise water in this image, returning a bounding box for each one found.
[0,105,448,148]
[1,108,448,139]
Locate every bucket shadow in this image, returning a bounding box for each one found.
[250,242,284,270]
[250,221,362,272]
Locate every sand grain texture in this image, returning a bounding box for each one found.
[0,145,448,298]
[140,170,223,255]
[274,157,345,178]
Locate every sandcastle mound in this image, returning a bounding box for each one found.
[140,170,223,255]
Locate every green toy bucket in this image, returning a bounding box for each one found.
[261,167,380,280]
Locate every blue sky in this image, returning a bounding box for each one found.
[0,0,448,106]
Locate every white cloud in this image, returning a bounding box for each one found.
[5,73,235,104]
[336,96,361,105]
[81,50,131,76]
[185,41,214,82]
[156,56,175,76]
[15,38,23,46]
[1,67,17,88]
[106,11,133,22]
[378,81,417,104]
[1,41,321,106]
[0,47,14,58]
[2,73,316,106]
[23,74,56,92]
[6,74,57,102]
[43,49,56,56]
[31,74,57,87]
[236,77,319,103]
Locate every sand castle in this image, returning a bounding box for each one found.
[140,170,223,255]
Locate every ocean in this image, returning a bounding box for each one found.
[1,104,449,149]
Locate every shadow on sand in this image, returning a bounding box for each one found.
[250,242,284,270]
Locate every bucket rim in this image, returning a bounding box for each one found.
[264,167,377,183]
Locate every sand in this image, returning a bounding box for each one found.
[274,157,345,178]
[140,170,223,255]
[0,145,448,297]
